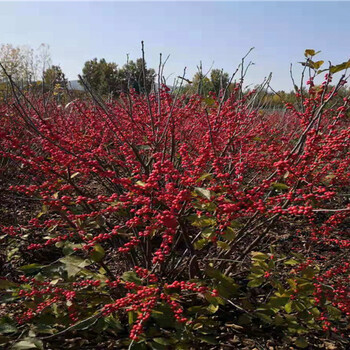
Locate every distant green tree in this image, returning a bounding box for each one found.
[42,65,68,103]
[81,58,155,97]
[181,68,231,98]
[81,58,119,96]
[118,58,155,94]
[210,69,230,97]
[189,72,213,96]
[43,65,67,90]
[0,43,49,87]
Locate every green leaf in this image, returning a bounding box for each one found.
[269,296,290,308]
[271,182,289,191]
[192,323,203,330]
[302,267,317,279]
[327,305,342,320]
[59,256,91,278]
[129,342,148,350]
[207,304,219,314]
[197,173,212,182]
[194,238,208,250]
[197,335,217,345]
[295,336,308,348]
[251,252,268,261]
[153,337,175,346]
[313,60,324,69]
[188,305,205,314]
[150,343,168,350]
[257,260,269,269]
[330,60,350,74]
[141,145,153,151]
[274,315,285,326]
[122,271,142,285]
[0,336,10,345]
[304,49,320,58]
[284,259,299,266]
[0,318,17,334]
[205,267,238,296]
[256,312,272,324]
[104,315,123,331]
[128,311,137,325]
[90,244,105,262]
[301,59,324,70]
[194,187,211,200]
[300,60,313,68]
[32,322,55,335]
[237,314,252,326]
[12,338,43,350]
[310,307,320,318]
[202,202,217,212]
[222,227,236,241]
[7,247,19,259]
[285,301,293,314]
[71,172,80,179]
[205,267,229,283]
[12,341,37,350]
[55,241,65,249]
[323,174,336,185]
[217,241,229,250]
[201,227,215,239]
[204,97,215,106]
[293,301,305,312]
[248,265,265,280]
[287,278,297,289]
[204,293,225,306]
[19,264,44,275]
[247,278,264,288]
[62,243,73,255]
[37,204,48,218]
[151,306,176,328]
[0,279,17,289]
[298,282,314,293]
[191,216,216,228]
[230,220,242,228]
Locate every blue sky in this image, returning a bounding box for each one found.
[1,1,349,91]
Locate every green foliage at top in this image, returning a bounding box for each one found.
[81,57,155,96]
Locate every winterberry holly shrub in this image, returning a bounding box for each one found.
[0,51,349,349]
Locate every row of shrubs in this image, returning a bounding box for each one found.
[0,50,349,349]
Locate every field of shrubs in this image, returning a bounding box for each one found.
[0,50,349,349]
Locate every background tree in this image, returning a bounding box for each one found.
[43,65,68,90]
[81,58,119,96]
[42,65,68,104]
[180,67,231,98]
[37,43,52,80]
[118,58,156,94]
[0,43,52,100]
[210,68,230,97]
[0,44,36,86]
[191,71,213,96]
[81,57,155,96]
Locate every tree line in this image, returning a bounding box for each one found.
[0,44,156,97]
[1,43,349,107]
